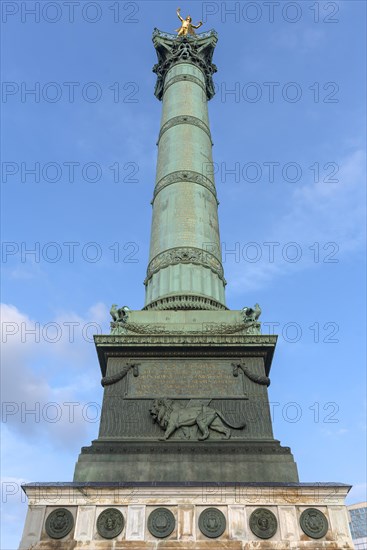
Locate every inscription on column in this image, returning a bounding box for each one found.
[125,359,247,398]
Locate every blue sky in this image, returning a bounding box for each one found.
[1,1,366,548]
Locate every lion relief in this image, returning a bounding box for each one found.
[150,399,246,441]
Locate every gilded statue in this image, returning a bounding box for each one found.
[176,7,203,36]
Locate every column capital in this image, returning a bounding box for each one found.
[152,28,218,101]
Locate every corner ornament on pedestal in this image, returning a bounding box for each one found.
[232,361,271,387]
[241,303,262,334]
[110,304,130,334]
[45,508,74,539]
[300,508,329,539]
[242,303,262,322]
[249,508,278,539]
[96,508,124,539]
[101,362,139,387]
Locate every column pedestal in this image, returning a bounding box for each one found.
[19,482,354,549]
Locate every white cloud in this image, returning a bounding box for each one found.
[321,427,349,438]
[0,302,109,548]
[270,26,326,54]
[226,148,366,293]
[1,302,106,448]
[7,262,44,281]
[0,476,28,550]
[281,149,365,252]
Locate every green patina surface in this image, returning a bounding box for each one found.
[73,29,299,484]
[146,31,225,310]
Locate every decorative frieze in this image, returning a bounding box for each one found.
[111,320,260,336]
[145,246,225,285]
[80,442,292,455]
[164,73,206,95]
[144,294,227,311]
[157,114,213,145]
[152,170,218,204]
[19,484,354,548]
[95,334,276,345]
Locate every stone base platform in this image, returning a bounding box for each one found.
[74,440,299,483]
[19,482,354,549]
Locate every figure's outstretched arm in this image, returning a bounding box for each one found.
[177,7,184,21]
[192,21,203,29]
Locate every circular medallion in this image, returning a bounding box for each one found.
[199,508,226,538]
[148,508,175,538]
[45,508,74,539]
[300,508,328,539]
[249,508,278,539]
[97,508,124,539]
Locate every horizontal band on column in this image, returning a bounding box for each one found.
[157,115,213,145]
[144,246,226,285]
[143,294,227,311]
[151,170,218,205]
[164,73,206,96]
[164,59,216,101]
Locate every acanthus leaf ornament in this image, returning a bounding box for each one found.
[152,29,218,101]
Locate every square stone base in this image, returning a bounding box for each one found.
[74,440,299,483]
[19,482,354,549]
